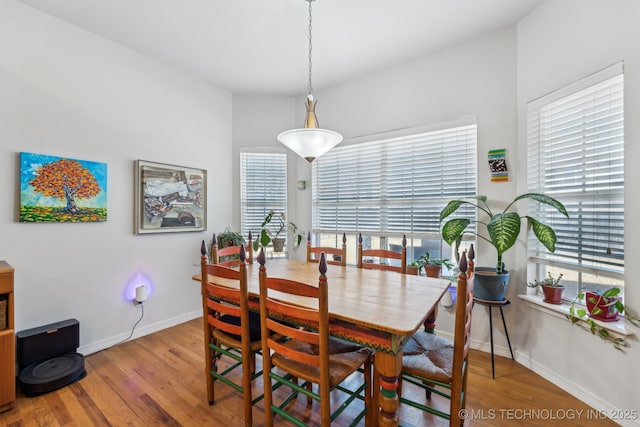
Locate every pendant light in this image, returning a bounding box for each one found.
[277,0,343,163]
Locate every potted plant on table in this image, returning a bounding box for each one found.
[440,193,568,301]
[252,210,304,253]
[528,272,564,304]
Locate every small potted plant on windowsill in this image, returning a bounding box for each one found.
[528,272,564,304]
[407,261,420,276]
[584,288,624,322]
[252,210,304,253]
[215,227,245,249]
[525,280,539,296]
[567,289,640,351]
[208,227,245,263]
[414,252,454,278]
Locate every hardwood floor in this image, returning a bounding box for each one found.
[0,318,616,426]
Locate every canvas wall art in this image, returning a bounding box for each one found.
[20,152,108,223]
[134,160,207,234]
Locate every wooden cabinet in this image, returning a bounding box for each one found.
[0,261,15,413]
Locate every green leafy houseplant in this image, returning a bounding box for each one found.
[527,272,563,288]
[420,252,454,269]
[440,193,568,274]
[413,252,454,277]
[209,227,245,263]
[440,193,568,301]
[252,210,304,252]
[529,272,564,304]
[215,227,245,248]
[567,288,640,351]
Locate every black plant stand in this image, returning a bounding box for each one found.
[473,297,515,379]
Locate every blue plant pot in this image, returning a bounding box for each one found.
[473,267,510,301]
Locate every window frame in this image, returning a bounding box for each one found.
[240,148,288,248]
[311,117,478,268]
[526,62,625,301]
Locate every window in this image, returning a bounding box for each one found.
[527,63,624,300]
[312,118,477,267]
[240,150,287,243]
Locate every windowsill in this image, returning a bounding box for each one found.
[518,294,635,338]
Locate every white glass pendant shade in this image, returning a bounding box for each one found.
[278,96,342,162]
[278,128,343,163]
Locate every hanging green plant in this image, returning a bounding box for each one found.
[566,288,640,352]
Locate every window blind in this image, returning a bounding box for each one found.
[240,151,287,238]
[312,122,477,238]
[527,65,624,277]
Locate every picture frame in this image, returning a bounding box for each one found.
[20,152,108,223]
[134,160,207,234]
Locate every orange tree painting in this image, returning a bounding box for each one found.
[20,152,107,222]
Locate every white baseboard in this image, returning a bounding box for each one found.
[514,350,639,427]
[431,330,637,426]
[78,309,201,356]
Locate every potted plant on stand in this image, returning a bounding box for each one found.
[252,210,304,253]
[528,272,564,304]
[440,193,568,301]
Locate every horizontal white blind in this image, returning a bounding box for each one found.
[527,69,624,275]
[240,152,287,237]
[312,123,477,237]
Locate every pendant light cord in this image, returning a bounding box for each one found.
[307,0,313,98]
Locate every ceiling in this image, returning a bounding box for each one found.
[20,0,544,96]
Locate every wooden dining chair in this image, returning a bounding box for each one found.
[398,250,475,426]
[422,244,474,334]
[258,249,373,427]
[357,233,407,274]
[200,241,262,427]
[306,231,347,266]
[211,231,253,267]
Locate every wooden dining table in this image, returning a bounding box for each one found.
[194,258,450,426]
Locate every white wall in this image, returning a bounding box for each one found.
[0,0,233,353]
[516,0,640,423]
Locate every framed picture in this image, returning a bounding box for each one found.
[134,160,207,234]
[20,152,107,223]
